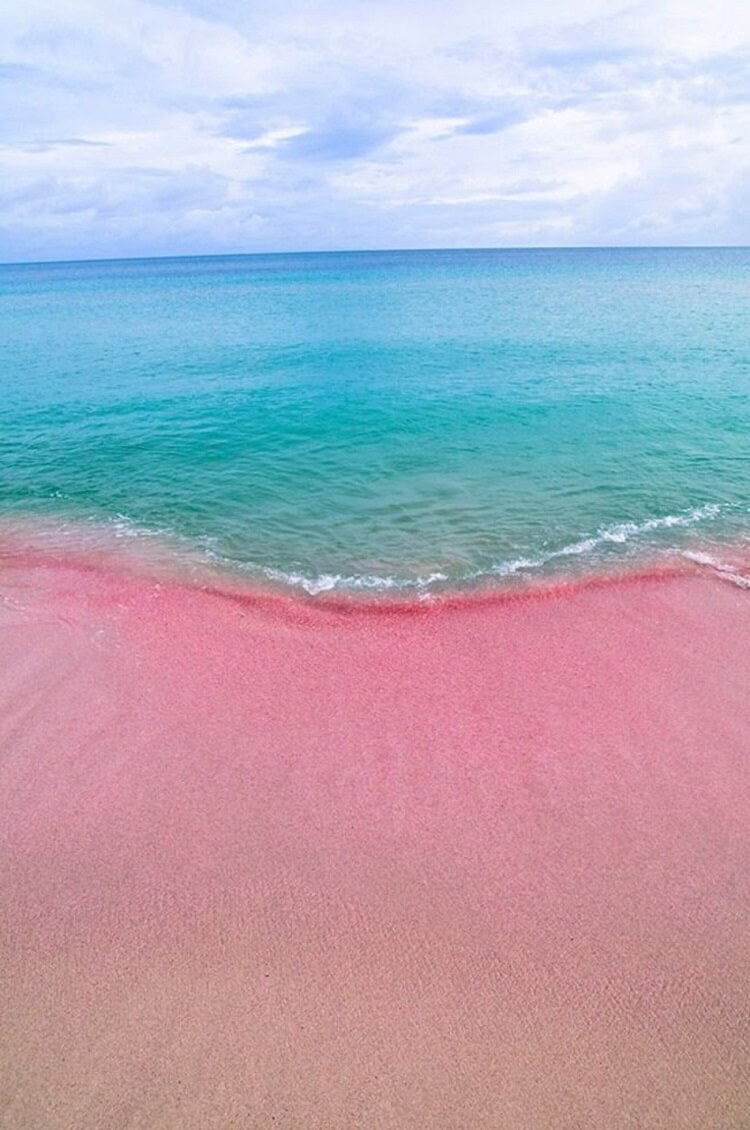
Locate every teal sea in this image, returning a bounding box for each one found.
[2,248,749,595]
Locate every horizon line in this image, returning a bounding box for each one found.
[1,243,749,269]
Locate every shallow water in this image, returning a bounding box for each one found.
[2,247,749,593]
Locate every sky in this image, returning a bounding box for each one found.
[1,0,749,261]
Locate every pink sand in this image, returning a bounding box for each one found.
[1,549,749,1128]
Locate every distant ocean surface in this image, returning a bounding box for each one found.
[2,247,749,596]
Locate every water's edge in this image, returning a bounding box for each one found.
[2,511,749,612]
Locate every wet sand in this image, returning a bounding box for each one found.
[1,549,749,1128]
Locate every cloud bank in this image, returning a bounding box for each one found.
[1,0,749,260]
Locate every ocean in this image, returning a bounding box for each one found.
[2,246,749,595]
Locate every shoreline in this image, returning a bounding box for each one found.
[2,541,749,1126]
[0,501,745,605]
[2,515,748,617]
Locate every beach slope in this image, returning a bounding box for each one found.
[1,552,749,1128]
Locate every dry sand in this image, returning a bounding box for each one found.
[1,549,749,1128]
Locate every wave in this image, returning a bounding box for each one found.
[0,502,738,598]
[680,550,750,589]
[233,503,727,595]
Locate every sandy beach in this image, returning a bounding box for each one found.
[1,547,749,1128]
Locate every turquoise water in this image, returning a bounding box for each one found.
[2,248,749,593]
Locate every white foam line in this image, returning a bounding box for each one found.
[252,504,725,594]
[681,550,750,589]
[3,502,729,596]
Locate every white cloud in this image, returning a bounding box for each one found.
[0,0,748,259]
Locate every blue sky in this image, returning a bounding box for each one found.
[1,0,749,260]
